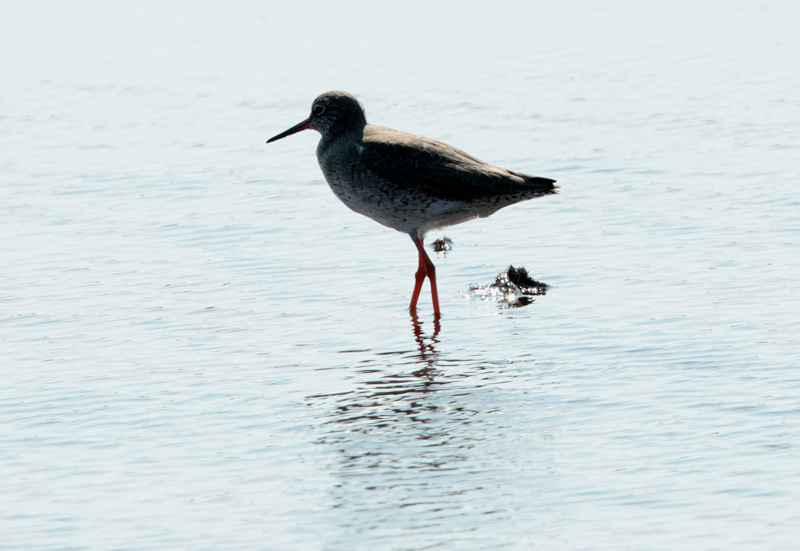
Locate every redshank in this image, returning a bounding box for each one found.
[267,91,557,317]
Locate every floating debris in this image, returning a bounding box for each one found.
[469,265,548,307]
[431,237,453,252]
[505,265,548,292]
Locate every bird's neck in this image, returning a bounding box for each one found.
[317,124,365,158]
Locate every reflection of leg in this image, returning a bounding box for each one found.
[412,236,441,317]
[409,312,441,376]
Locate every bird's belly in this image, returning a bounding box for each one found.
[322,169,478,236]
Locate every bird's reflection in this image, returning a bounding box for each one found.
[308,313,483,456]
[409,312,441,379]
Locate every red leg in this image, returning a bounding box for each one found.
[409,239,427,312]
[411,236,441,317]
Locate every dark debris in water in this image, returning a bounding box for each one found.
[505,265,548,292]
[431,237,453,253]
[469,265,548,308]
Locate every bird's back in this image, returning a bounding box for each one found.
[359,125,557,203]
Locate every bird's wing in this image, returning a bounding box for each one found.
[358,127,557,202]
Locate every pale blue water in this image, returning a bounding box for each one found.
[2,1,799,549]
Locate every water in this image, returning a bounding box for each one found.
[2,1,799,549]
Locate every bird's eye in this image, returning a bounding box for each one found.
[313,104,326,116]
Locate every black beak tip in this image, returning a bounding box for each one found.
[266,118,311,145]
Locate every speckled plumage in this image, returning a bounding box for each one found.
[267,91,558,316]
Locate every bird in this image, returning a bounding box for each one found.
[267,91,557,317]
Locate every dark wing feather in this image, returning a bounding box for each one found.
[359,126,557,202]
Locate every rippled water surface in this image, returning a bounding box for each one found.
[3,1,799,549]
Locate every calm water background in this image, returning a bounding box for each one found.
[2,1,799,549]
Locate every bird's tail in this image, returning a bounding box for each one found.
[511,171,559,196]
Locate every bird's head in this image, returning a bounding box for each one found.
[267,91,367,143]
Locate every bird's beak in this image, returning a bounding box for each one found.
[267,118,311,143]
